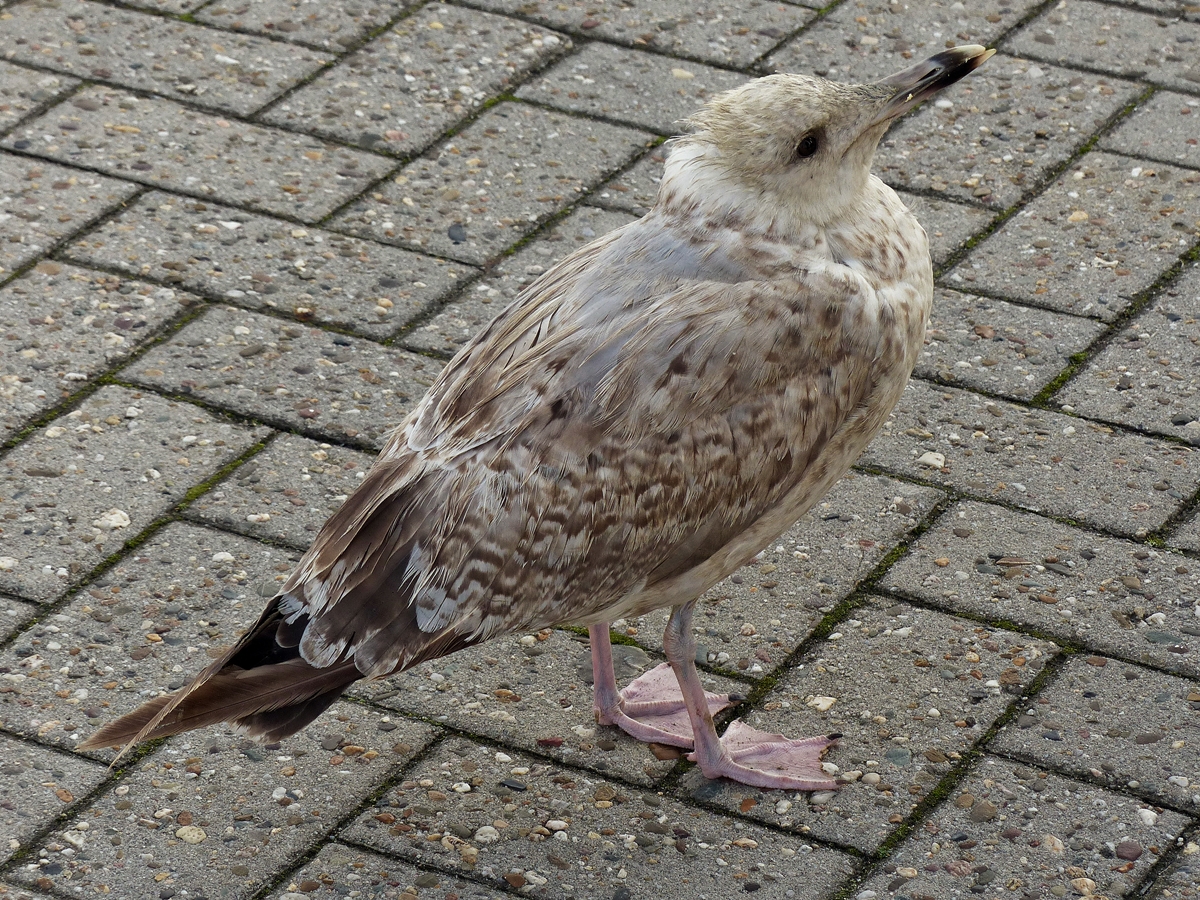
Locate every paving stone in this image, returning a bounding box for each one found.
[875,54,1139,210]
[0,152,140,279]
[4,86,394,223]
[0,62,77,134]
[624,473,943,672]
[918,287,1105,399]
[197,0,413,51]
[0,388,268,603]
[681,598,1055,854]
[1169,509,1200,552]
[266,842,510,900]
[0,734,107,864]
[951,151,1200,321]
[332,102,650,265]
[0,884,53,900]
[0,597,36,643]
[13,702,434,900]
[855,756,1191,900]
[1057,265,1200,441]
[593,145,666,217]
[0,264,191,443]
[900,192,995,269]
[859,379,1200,536]
[130,305,441,450]
[64,190,474,340]
[343,735,856,899]
[1,0,331,117]
[263,4,568,155]
[1104,91,1200,172]
[1145,837,1200,900]
[469,0,814,66]
[517,41,750,135]
[766,0,1044,85]
[882,499,1200,680]
[992,656,1200,810]
[1009,0,1200,93]
[402,204,636,355]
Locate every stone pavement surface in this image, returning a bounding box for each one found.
[0,0,1198,898]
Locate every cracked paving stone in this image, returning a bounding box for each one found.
[883,499,1200,680]
[65,190,473,340]
[197,0,415,52]
[856,757,1190,900]
[918,287,1105,399]
[0,264,190,442]
[0,152,139,279]
[875,54,1139,210]
[1009,0,1200,93]
[402,205,636,355]
[517,41,750,135]
[264,4,569,155]
[0,388,268,603]
[682,598,1055,854]
[0,734,107,865]
[130,305,442,450]
[1,0,331,117]
[186,432,375,548]
[343,735,856,899]
[993,656,1200,810]
[951,151,1200,321]
[14,702,433,900]
[1104,91,1200,172]
[1144,837,1200,900]
[3,86,394,223]
[332,102,650,265]
[0,62,77,133]
[1,599,36,643]
[625,473,943,673]
[861,379,1200,536]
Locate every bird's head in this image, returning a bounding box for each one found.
[666,46,994,231]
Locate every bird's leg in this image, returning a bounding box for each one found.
[662,601,840,791]
[589,622,733,748]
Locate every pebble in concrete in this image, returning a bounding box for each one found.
[131,305,442,450]
[344,735,856,899]
[1104,91,1200,172]
[0,388,268,602]
[0,62,76,134]
[4,87,394,223]
[65,190,473,340]
[264,4,568,155]
[883,500,1200,680]
[683,598,1055,854]
[198,0,413,51]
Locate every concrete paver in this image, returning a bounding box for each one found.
[0,598,36,643]
[1145,836,1200,900]
[0,62,76,135]
[1103,91,1200,172]
[197,0,414,52]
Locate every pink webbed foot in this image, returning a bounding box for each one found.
[596,662,737,748]
[688,720,841,790]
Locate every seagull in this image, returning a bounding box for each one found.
[82,45,994,790]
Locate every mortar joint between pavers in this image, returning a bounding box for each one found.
[0,61,89,142]
[1130,822,1200,899]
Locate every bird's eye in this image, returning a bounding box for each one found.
[794,133,820,160]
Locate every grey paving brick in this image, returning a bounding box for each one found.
[951,151,1200,321]
[992,656,1200,810]
[402,204,636,355]
[263,4,569,155]
[0,62,77,134]
[197,0,413,52]
[766,0,1044,85]
[900,192,995,269]
[186,432,374,548]
[0,152,139,280]
[1104,91,1200,172]
[1,597,36,642]
[130,305,441,450]
[624,473,943,672]
[343,735,857,899]
[0,884,52,900]
[918,287,1105,399]
[1145,836,1200,900]
[473,0,814,67]
[859,378,1200,535]
[64,190,474,340]
[1056,265,1200,441]
[0,388,268,603]
[0,734,107,865]
[3,86,394,223]
[332,102,650,265]
[593,145,666,217]
[1168,509,1200,552]
[0,0,332,117]
[1009,0,1200,93]
[13,703,434,900]
[875,55,1139,210]
[517,41,750,135]
[682,598,1054,853]
[0,264,191,443]
[882,499,1200,679]
[855,756,1191,900]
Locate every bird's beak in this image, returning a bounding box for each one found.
[870,45,996,126]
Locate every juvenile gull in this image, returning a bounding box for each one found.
[82,46,994,789]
